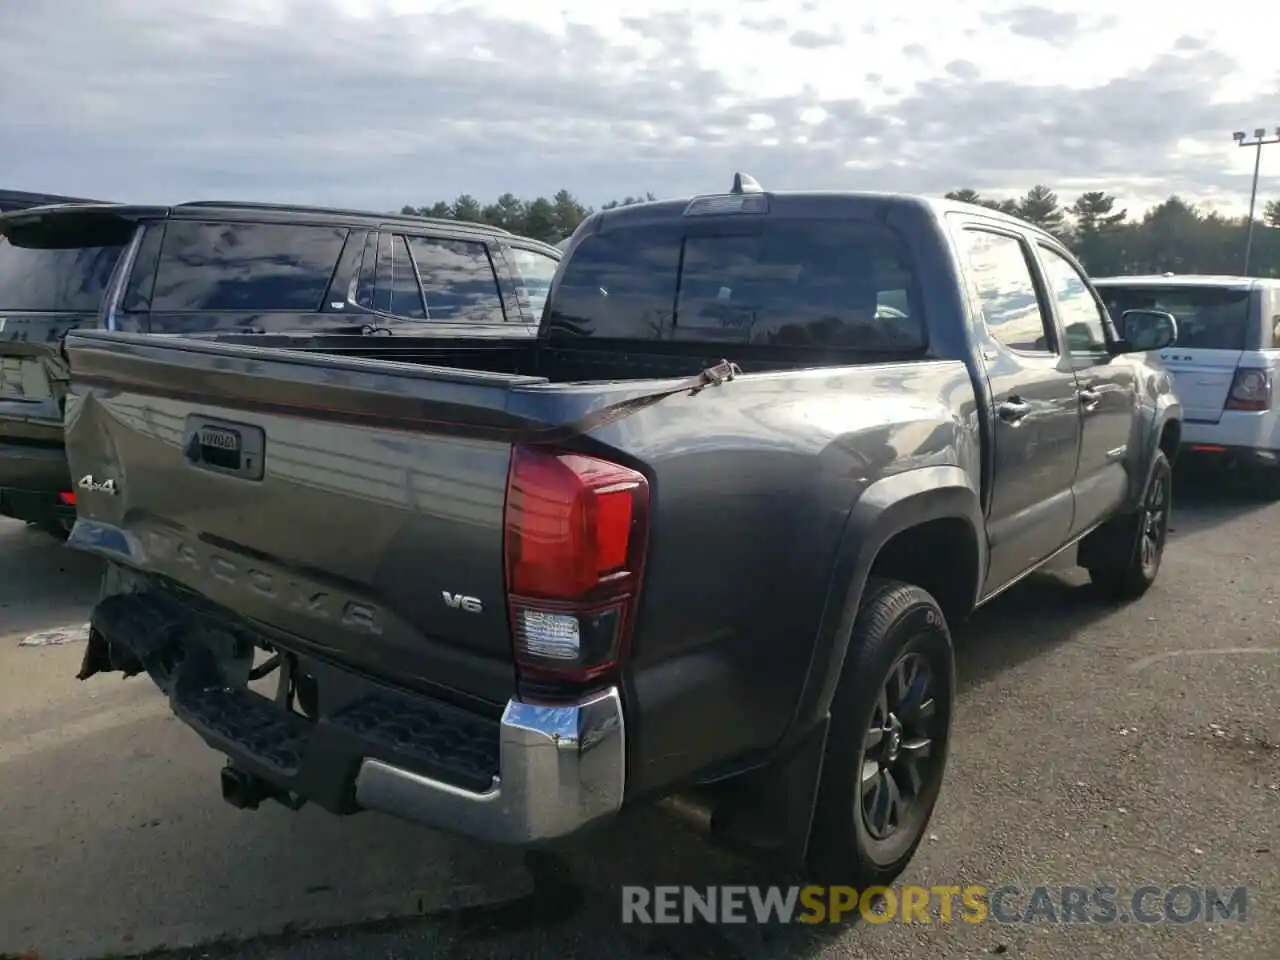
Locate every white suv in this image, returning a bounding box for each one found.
[1094,274,1280,494]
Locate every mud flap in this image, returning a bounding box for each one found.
[1076,511,1135,570]
[76,626,122,681]
[77,592,191,686]
[705,715,830,874]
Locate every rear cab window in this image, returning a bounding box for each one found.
[1098,284,1252,351]
[547,215,926,351]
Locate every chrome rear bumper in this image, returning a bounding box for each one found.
[355,686,625,844]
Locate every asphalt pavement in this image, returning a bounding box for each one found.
[1,472,1276,960]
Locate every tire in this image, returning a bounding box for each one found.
[1084,449,1172,600]
[808,578,956,889]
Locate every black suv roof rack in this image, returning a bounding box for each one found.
[172,200,512,234]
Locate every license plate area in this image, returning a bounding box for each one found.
[183,416,265,481]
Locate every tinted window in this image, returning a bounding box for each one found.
[405,236,505,323]
[509,247,559,320]
[0,217,131,312]
[378,233,426,319]
[353,232,377,310]
[674,223,923,348]
[1269,286,1280,348]
[1098,284,1252,351]
[151,221,348,311]
[547,221,923,348]
[1037,245,1108,352]
[962,230,1053,353]
[121,222,165,313]
[547,227,681,338]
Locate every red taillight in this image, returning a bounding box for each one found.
[1225,368,1273,412]
[59,491,76,506]
[503,444,650,685]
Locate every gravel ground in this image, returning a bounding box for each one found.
[1,471,1276,960]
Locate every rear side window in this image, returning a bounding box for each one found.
[547,220,925,349]
[960,229,1053,353]
[120,222,166,313]
[150,221,348,311]
[1269,286,1280,348]
[1098,284,1252,351]
[353,232,377,310]
[0,216,132,312]
[508,247,560,320]
[405,236,506,323]
[375,233,427,319]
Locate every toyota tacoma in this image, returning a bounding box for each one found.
[63,176,1182,887]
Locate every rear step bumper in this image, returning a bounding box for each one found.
[84,589,626,846]
[355,689,624,844]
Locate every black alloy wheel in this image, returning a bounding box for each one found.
[858,651,942,842]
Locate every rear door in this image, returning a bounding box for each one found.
[951,222,1083,593]
[0,210,136,442]
[1097,283,1253,423]
[140,218,355,337]
[369,229,525,337]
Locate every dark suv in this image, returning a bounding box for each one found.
[0,201,560,535]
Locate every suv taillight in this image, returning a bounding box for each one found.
[503,445,650,687]
[1225,368,1273,412]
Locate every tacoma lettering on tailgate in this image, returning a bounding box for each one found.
[143,529,383,635]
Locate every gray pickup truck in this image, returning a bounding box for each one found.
[64,176,1182,888]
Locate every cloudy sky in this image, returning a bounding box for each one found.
[2,0,1277,217]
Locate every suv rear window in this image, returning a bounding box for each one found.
[150,221,348,311]
[547,219,925,350]
[0,216,132,312]
[1099,285,1252,350]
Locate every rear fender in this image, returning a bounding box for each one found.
[787,466,985,739]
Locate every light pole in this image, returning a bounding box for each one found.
[1233,127,1280,276]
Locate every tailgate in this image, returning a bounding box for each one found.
[1097,282,1253,425]
[1156,347,1243,424]
[0,321,79,442]
[63,330,549,707]
[0,205,137,440]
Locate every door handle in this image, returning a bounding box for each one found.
[997,398,1031,424]
[1078,387,1101,411]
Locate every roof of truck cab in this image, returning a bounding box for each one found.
[1091,274,1270,290]
[589,190,1059,242]
[0,199,560,254]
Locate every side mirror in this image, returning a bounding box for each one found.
[1116,309,1178,352]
